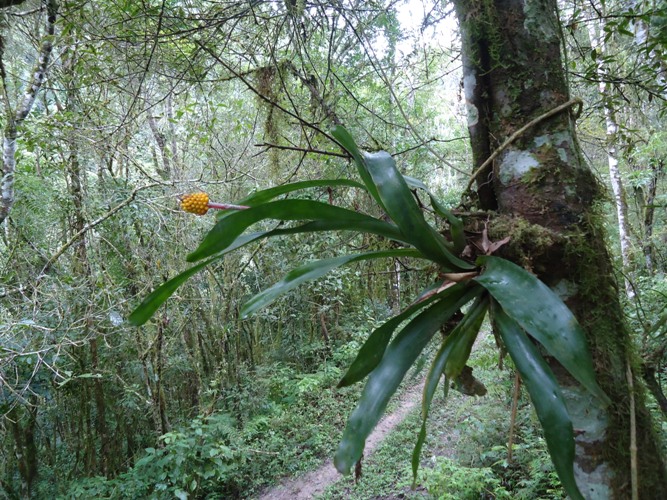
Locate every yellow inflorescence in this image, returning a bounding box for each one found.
[179,192,210,215]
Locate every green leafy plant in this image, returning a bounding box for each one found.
[63,413,241,499]
[129,126,610,500]
[423,457,511,500]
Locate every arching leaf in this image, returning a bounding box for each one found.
[128,232,267,326]
[412,295,488,483]
[331,125,383,207]
[334,285,481,474]
[128,258,215,327]
[241,248,423,319]
[492,301,584,500]
[238,178,366,207]
[186,200,406,262]
[474,256,610,405]
[404,175,466,253]
[364,151,473,270]
[338,282,481,388]
[130,216,413,326]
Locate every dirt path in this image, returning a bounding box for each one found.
[256,381,426,500]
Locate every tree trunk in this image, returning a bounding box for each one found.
[155,316,171,435]
[586,11,634,297]
[633,159,662,274]
[0,0,57,225]
[641,363,667,419]
[146,108,172,179]
[7,402,39,498]
[632,12,667,95]
[453,1,667,498]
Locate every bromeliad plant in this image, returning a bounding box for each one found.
[129,126,609,500]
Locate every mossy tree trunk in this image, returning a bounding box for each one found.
[453,0,667,498]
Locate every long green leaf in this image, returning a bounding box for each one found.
[187,200,405,262]
[238,178,366,206]
[334,285,481,474]
[331,126,383,207]
[364,152,473,271]
[330,126,470,269]
[130,216,414,326]
[127,232,269,326]
[338,283,479,388]
[443,296,488,379]
[128,258,214,326]
[241,249,422,319]
[411,295,488,484]
[492,301,584,500]
[216,218,408,257]
[404,175,466,253]
[272,218,406,244]
[474,256,610,405]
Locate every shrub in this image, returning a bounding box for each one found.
[423,457,511,500]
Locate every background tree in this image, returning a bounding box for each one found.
[0,0,57,225]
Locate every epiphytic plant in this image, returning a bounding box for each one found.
[130,127,609,500]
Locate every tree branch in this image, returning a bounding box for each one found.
[253,142,347,158]
[195,41,341,151]
[0,0,28,9]
[41,183,161,274]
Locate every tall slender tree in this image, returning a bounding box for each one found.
[0,0,58,225]
[586,5,633,297]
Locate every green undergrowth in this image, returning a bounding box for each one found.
[63,359,362,499]
[319,331,564,499]
[61,320,418,499]
[62,327,564,499]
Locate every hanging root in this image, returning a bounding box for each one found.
[508,372,521,463]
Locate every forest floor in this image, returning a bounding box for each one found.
[256,379,435,500]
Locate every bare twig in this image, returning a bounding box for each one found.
[253,142,347,158]
[338,7,468,176]
[283,60,341,125]
[196,41,338,147]
[395,136,468,157]
[7,6,43,16]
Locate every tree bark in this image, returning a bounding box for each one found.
[641,363,667,419]
[0,0,28,8]
[146,108,172,179]
[632,10,667,96]
[633,159,662,274]
[453,1,667,498]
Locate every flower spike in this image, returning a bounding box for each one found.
[178,192,249,215]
